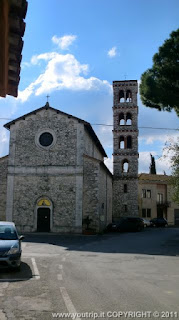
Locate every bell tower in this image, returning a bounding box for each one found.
[112,80,138,219]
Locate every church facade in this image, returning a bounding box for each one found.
[0,104,112,233]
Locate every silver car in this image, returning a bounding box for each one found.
[0,222,24,270]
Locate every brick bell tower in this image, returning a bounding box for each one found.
[112,80,138,220]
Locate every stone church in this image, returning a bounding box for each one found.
[0,80,138,233]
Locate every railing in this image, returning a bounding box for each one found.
[157,201,170,208]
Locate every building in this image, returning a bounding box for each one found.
[112,80,138,219]
[0,103,112,233]
[0,0,28,97]
[138,173,179,226]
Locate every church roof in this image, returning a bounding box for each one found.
[4,103,107,157]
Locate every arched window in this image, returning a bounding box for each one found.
[127,136,132,149]
[122,159,129,173]
[119,113,125,125]
[126,112,132,125]
[126,90,132,102]
[119,136,125,149]
[119,90,125,103]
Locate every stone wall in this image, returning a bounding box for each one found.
[83,155,112,232]
[11,173,81,233]
[99,163,112,230]
[84,128,104,161]
[113,179,138,219]
[112,81,138,219]
[9,109,78,167]
[0,156,8,220]
[83,156,100,231]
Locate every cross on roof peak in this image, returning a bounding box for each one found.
[46,94,50,103]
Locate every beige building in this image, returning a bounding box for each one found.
[138,173,179,226]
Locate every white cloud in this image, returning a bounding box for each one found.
[18,52,112,102]
[108,46,117,58]
[139,151,172,175]
[52,35,77,50]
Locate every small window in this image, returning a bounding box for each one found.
[146,190,151,198]
[122,159,129,173]
[124,205,128,212]
[157,193,163,203]
[126,90,132,102]
[142,209,146,217]
[119,113,125,125]
[124,184,127,193]
[119,136,125,149]
[127,136,132,149]
[142,189,146,198]
[39,132,53,147]
[119,90,125,103]
[147,209,151,218]
[126,113,132,125]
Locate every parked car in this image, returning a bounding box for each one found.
[0,222,24,270]
[106,217,144,232]
[150,217,168,227]
[142,218,151,227]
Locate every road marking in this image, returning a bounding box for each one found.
[60,287,81,320]
[59,265,63,270]
[57,274,63,280]
[31,258,40,279]
[0,310,7,320]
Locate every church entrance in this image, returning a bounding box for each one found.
[36,198,52,232]
[37,208,50,232]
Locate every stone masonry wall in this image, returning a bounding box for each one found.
[12,174,77,233]
[99,164,112,230]
[9,109,78,167]
[113,179,138,219]
[83,156,100,231]
[112,81,138,219]
[0,156,8,220]
[84,129,104,161]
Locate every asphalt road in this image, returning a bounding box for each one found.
[0,228,179,320]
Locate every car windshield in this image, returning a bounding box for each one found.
[0,225,18,240]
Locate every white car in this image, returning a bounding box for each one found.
[142,218,151,227]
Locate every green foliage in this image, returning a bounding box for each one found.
[165,139,179,204]
[140,29,179,116]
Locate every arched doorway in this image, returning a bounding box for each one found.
[36,198,52,232]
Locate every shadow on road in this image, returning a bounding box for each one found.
[0,262,33,282]
[22,228,179,257]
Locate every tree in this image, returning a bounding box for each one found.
[140,29,179,116]
[164,139,179,204]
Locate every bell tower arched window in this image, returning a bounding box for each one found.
[126,90,132,102]
[127,136,132,149]
[126,113,132,125]
[119,90,125,103]
[119,136,125,149]
[119,113,125,125]
[122,159,129,173]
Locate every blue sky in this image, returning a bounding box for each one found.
[0,0,178,174]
